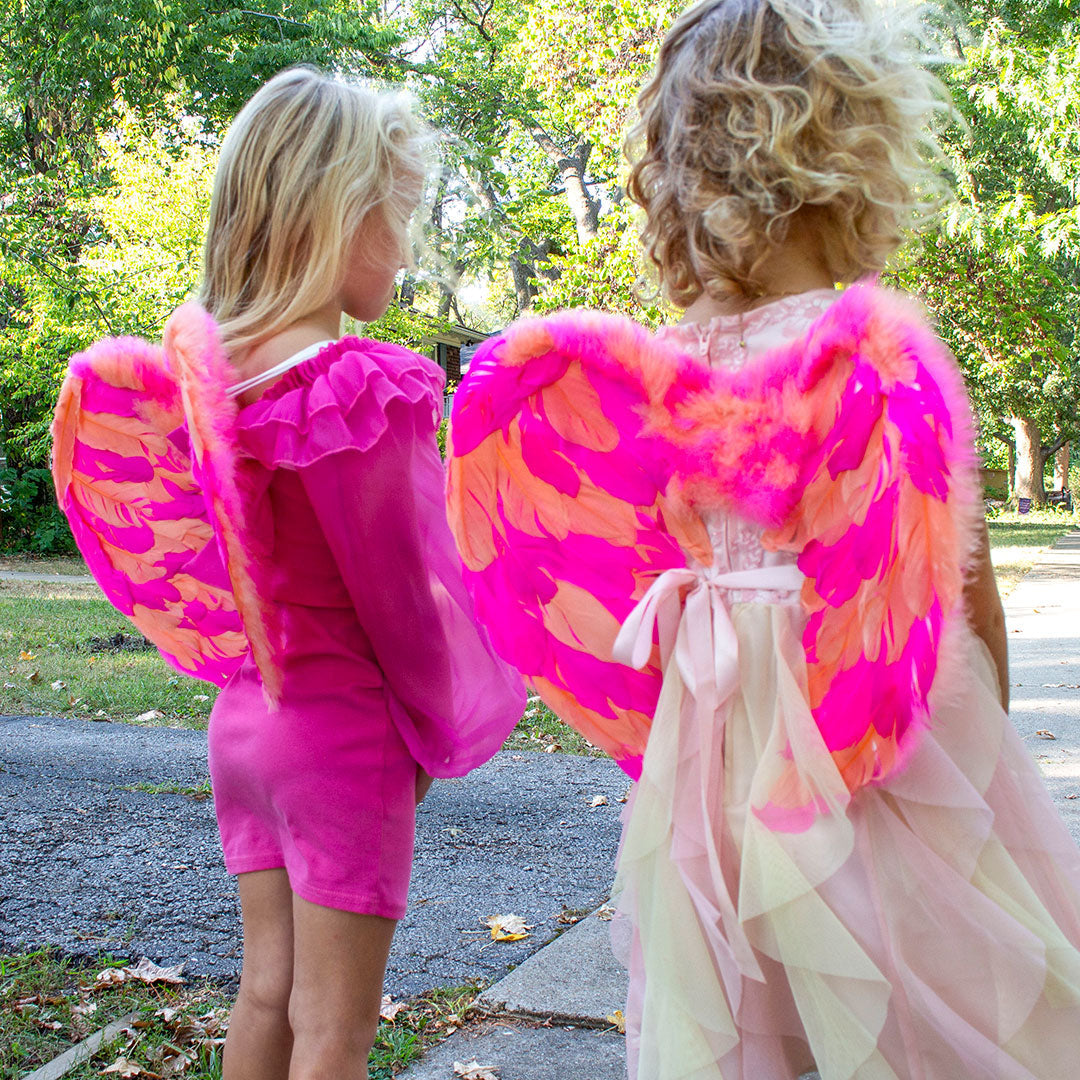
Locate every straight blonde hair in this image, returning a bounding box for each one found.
[199,67,430,355]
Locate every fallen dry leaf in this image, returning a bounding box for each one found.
[379,994,407,1022]
[94,958,186,989]
[453,1061,499,1079]
[50,679,67,691]
[26,670,41,683]
[589,794,609,808]
[606,1009,626,1033]
[1036,730,1058,740]
[483,914,533,942]
[1067,794,1079,800]
[160,1047,192,1076]
[595,904,615,921]
[100,1059,158,1078]
[19,650,35,661]
[133,710,164,723]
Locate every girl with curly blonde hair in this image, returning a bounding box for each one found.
[443,1,1080,1077]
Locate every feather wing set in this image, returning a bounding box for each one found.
[51,304,277,692]
[446,285,980,816]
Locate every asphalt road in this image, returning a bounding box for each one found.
[0,715,628,996]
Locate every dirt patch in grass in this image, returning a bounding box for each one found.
[0,585,216,728]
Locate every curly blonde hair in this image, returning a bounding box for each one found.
[627,0,949,304]
[200,67,431,355]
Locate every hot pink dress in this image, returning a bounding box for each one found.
[206,337,525,917]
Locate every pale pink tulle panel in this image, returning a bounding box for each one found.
[615,605,1080,1080]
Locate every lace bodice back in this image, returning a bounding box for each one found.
[656,290,840,596]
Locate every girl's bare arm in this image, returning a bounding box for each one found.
[963,521,1009,710]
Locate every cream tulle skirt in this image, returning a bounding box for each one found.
[614,602,1080,1080]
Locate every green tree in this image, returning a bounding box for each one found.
[901,2,1080,503]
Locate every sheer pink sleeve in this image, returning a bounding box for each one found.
[295,396,525,778]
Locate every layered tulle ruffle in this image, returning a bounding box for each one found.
[615,604,1080,1080]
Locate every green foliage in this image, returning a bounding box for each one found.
[0,0,1076,537]
[0,467,75,553]
[532,205,669,323]
[513,0,673,185]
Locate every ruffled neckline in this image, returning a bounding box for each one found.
[235,336,444,468]
[238,337,366,409]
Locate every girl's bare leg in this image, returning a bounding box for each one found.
[287,896,397,1080]
[224,869,295,1080]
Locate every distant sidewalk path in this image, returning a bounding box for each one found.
[1004,528,1080,844]
[0,569,94,584]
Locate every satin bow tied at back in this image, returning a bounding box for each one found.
[613,561,806,721]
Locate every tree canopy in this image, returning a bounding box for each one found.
[0,0,1076,548]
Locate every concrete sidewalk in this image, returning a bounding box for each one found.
[401,530,1080,1080]
[1002,529,1080,845]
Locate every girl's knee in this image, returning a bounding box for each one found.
[287,997,377,1080]
[238,960,293,1021]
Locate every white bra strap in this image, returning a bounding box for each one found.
[227,340,335,398]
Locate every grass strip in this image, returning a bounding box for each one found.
[1,948,483,1080]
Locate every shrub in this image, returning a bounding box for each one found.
[0,467,76,553]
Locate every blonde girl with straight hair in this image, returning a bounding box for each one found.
[192,67,522,1080]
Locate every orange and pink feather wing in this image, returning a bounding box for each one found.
[51,333,249,684]
[447,287,979,824]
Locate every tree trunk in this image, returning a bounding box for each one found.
[1055,443,1070,491]
[1011,416,1047,505]
[528,126,600,247]
[511,258,538,312]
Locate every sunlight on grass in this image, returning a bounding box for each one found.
[987,515,1076,598]
[0,582,216,727]
[0,554,90,576]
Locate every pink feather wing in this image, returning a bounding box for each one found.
[446,312,713,778]
[51,334,248,684]
[447,286,979,821]
[165,304,282,702]
[757,287,981,816]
